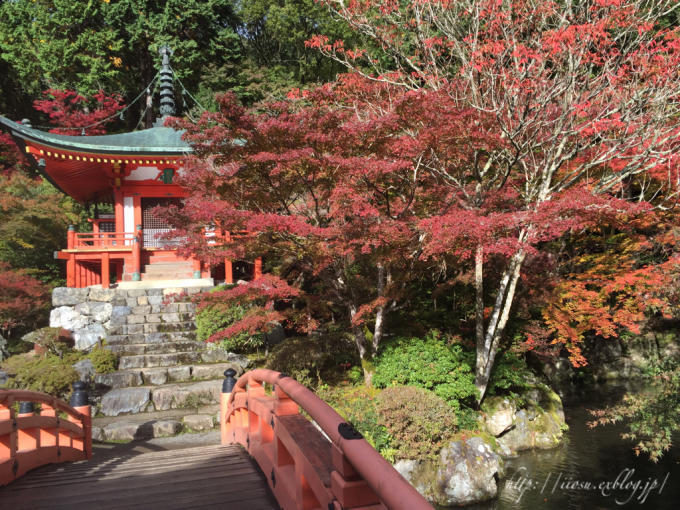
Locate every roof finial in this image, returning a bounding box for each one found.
[156,44,176,125]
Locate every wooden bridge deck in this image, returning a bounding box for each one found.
[0,444,279,509]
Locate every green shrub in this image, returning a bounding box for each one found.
[487,352,533,400]
[373,332,478,412]
[2,353,79,398]
[196,301,264,353]
[317,385,395,459]
[376,386,457,461]
[87,344,118,374]
[266,335,360,388]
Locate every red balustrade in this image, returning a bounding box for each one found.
[221,369,433,510]
[0,383,92,486]
[72,231,137,250]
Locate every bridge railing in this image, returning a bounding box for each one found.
[221,368,433,510]
[0,382,92,486]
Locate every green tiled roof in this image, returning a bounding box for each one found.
[0,116,191,155]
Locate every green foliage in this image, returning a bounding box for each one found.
[376,386,457,461]
[196,300,264,353]
[373,332,478,412]
[87,344,118,374]
[266,334,359,388]
[2,353,80,399]
[316,385,394,459]
[487,352,533,400]
[0,264,51,340]
[0,172,83,285]
[589,357,680,462]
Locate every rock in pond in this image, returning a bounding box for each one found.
[482,396,516,436]
[496,384,566,455]
[395,436,502,507]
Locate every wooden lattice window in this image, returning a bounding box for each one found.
[141,197,181,247]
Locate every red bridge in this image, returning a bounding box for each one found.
[0,370,432,509]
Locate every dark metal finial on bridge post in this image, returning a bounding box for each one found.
[221,369,238,444]
[69,381,89,407]
[222,369,237,394]
[18,402,34,415]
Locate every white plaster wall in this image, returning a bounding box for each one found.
[124,196,134,244]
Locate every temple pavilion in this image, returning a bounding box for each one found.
[0,46,260,289]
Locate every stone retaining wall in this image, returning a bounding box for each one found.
[49,286,203,350]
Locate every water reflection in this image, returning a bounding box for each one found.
[466,385,679,509]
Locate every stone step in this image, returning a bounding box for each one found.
[116,278,214,290]
[92,405,221,441]
[118,347,244,369]
[107,331,197,345]
[95,362,241,388]
[125,312,195,324]
[109,341,204,356]
[108,321,196,336]
[119,351,202,369]
[99,379,225,416]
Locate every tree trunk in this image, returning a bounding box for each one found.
[474,248,526,404]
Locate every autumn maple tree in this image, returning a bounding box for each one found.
[306,0,680,400]
[167,83,436,384]
[33,89,124,135]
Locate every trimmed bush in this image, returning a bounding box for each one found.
[373,332,478,412]
[317,385,394,459]
[376,386,457,461]
[2,353,80,398]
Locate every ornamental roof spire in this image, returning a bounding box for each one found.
[156,44,176,125]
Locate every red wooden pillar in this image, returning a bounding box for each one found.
[101,252,110,289]
[254,257,263,280]
[114,189,124,234]
[74,261,81,288]
[66,255,76,287]
[192,258,202,279]
[67,224,75,249]
[223,231,233,284]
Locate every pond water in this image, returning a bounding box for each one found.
[470,385,680,509]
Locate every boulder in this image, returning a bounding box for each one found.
[50,306,89,330]
[496,385,566,454]
[482,397,516,436]
[151,380,220,411]
[92,426,105,442]
[72,359,95,383]
[72,323,107,350]
[183,414,215,431]
[152,420,183,437]
[396,436,502,507]
[95,371,143,389]
[103,421,151,441]
[0,334,8,362]
[100,387,151,416]
[52,287,89,307]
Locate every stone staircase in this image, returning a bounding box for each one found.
[141,261,196,281]
[89,287,249,442]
